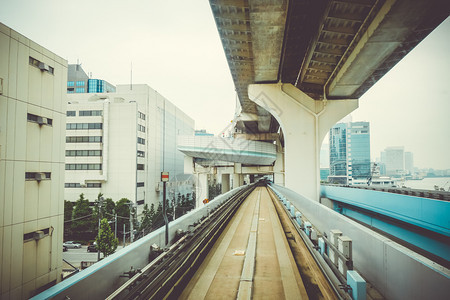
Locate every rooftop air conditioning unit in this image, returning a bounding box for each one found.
[35,172,46,181]
[38,62,50,72]
[34,230,45,240]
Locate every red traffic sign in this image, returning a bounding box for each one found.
[161,172,169,182]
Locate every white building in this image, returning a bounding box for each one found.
[65,84,194,210]
[381,146,405,176]
[0,23,67,299]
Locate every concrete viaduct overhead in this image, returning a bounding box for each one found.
[209,0,449,200]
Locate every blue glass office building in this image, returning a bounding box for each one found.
[67,64,116,94]
[329,121,370,184]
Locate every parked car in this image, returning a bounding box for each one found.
[63,245,68,252]
[87,244,97,252]
[63,241,82,249]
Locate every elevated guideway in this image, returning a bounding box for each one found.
[209,0,450,200]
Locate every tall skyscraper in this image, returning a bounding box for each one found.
[0,22,67,298]
[405,151,414,174]
[329,121,371,185]
[65,84,194,209]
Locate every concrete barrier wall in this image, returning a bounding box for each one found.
[271,184,450,300]
[33,186,247,300]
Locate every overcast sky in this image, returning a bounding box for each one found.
[1,0,448,170]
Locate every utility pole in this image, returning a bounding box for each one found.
[114,214,117,239]
[123,224,126,247]
[129,203,134,243]
[97,197,104,261]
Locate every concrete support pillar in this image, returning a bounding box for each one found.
[273,151,285,186]
[221,173,230,193]
[249,174,255,183]
[233,163,243,188]
[232,173,243,189]
[248,83,358,200]
[196,173,209,208]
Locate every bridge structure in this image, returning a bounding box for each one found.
[33,1,450,299]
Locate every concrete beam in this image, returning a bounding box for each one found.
[249,83,358,200]
[234,133,279,141]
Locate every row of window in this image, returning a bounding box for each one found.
[29,56,54,74]
[79,110,103,116]
[137,137,146,145]
[27,113,53,126]
[25,172,51,180]
[65,183,102,188]
[66,136,102,143]
[66,150,102,157]
[137,182,144,187]
[137,164,145,170]
[138,124,146,132]
[137,150,145,157]
[138,111,146,120]
[76,88,85,93]
[24,228,50,242]
[65,164,102,170]
[66,123,103,130]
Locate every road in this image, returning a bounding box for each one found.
[63,245,124,269]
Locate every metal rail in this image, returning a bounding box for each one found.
[108,184,256,299]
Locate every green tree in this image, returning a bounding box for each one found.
[72,194,94,236]
[96,218,118,257]
[64,200,74,238]
[116,198,130,232]
[104,198,115,217]
[139,204,154,233]
[64,200,74,221]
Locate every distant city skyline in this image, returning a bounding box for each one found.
[0,1,448,169]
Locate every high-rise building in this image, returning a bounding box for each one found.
[382,146,405,176]
[405,151,414,174]
[67,64,116,94]
[0,22,67,298]
[329,121,371,185]
[65,84,194,209]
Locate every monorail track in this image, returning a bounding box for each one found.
[108,183,340,299]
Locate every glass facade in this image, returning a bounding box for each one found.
[329,122,370,184]
[88,79,116,93]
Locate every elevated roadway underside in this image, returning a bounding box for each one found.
[181,187,335,299]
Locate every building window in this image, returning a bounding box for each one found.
[29,56,54,74]
[76,87,85,93]
[65,164,102,170]
[137,164,145,170]
[137,150,145,157]
[138,124,146,132]
[67,111,76,116]
[27,113,53,126]
[138,112,146,120]
[65,183,102,188]
[25,172,51,181]
[66,123,103,130]
[67,81,75,87]
[137,137,145,145]
[137,182,144,187]
[65,150,102,157]
[79,110,103,116]
[24,228,50,242]
[76,81,85,86]
[66,136,102,143]
[67,88,75,93]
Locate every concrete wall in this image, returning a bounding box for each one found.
[272,184,450,300]
[0,22,67,299]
